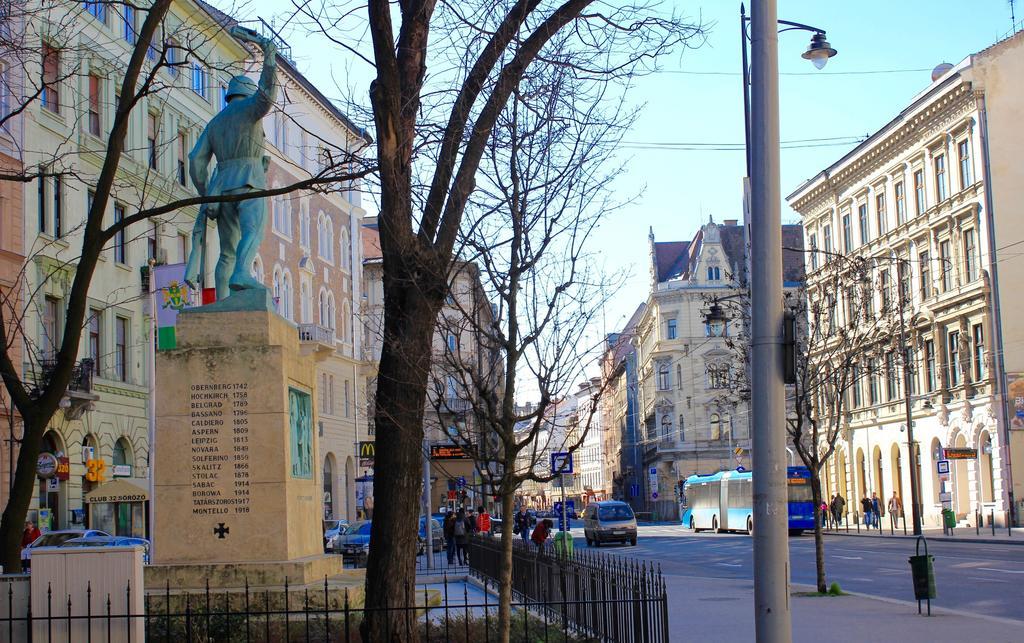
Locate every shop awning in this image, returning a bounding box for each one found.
[84,479,149,503]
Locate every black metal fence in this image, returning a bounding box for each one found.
[466,536,669,643]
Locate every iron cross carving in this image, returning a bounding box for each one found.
[213,523,230,539]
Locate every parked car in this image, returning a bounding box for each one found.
[60,536,151,564]
[582,501,637,547]
[21,529,111,567]
[333,521,372,565]
[417,517,445,554]
[323,519,349,551]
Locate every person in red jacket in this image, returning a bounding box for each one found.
[476,506,491,534]
[531,518,552,551]
[21,521,40,547]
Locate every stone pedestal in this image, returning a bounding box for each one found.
[150,307,340,587]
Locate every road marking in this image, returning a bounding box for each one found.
[977,568,1024,574]
[833,555,862,560]
[968,576,1009,583]
[716,562,743,567]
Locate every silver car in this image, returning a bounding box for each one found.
[582,501,637,547]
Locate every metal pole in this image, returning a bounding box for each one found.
[749,1,792,640]
[423,439,433,569]
[740,2,752,178]
[147,258,158,558]
[895,263,923,536]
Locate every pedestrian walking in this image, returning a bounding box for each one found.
[443,512,458,565]
[871,492,882,530]
[513,506,532,545]
[860,495,873,527]
[453,508,471,564]
[831,493,846,528]
[21,520,41,572]
[887,492,903,530]
[820,500,830,529]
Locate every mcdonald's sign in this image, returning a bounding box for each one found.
[358,441,375,467]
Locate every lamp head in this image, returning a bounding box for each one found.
[802,32,837,70]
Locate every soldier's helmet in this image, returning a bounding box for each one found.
[225,76,258,101]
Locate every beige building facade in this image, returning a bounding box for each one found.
[788,34,1024,527]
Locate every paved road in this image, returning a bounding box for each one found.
[567,524,1024,621]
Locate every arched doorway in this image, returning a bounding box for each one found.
[952,434,970,516]
[855,448,867,505]
[835,449,848,502]
[891,443,904,502]
[979,431,995,504]
[323,453,336,520]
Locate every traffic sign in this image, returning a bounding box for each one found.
[456,476,466,489]
[936,460,950,475]
[651,491,659,500]
[551,452,573,475]
[629,484,640,498]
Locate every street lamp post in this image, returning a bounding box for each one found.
[741,3,835,641]
[891,253,923,535]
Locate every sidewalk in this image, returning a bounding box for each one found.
[821,525,1024,545]
[665,574,1022,642]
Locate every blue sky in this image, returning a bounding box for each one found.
[232,0,1019,342]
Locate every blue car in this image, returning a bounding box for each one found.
[418,517,444,554]
[61,536,151,564]
[334,521,372,564]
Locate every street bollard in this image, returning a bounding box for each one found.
[902,514,907,536]
[845,512,849,533]
[908,536,936,616]
[855,512,860,533]
[992,508,996,536]
[976,511,980,536]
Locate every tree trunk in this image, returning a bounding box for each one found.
[496,478,516,643]
[0,415,45,572]
[361,265,443,642]
[810,472,827,593]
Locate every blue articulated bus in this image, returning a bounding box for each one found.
[680,466,815,536]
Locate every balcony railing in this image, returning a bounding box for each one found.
[439,397,473,413]
[297,323,335,344]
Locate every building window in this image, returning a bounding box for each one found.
[885,353,898,401]
[906,347,917,395]
[299,206,311,247]
[299,280,312,323]
[660,415,672,440]
[708,364,728,389]
[166,39,180,77]
[339,227,351,271]
[657,363,670,391]
[845,286,857,327]
[857,204,869,245]
[709,413,721,441]
[948,331,961,387]
[52,175,62,239]
[939,240,952,292]
[957,139,972,189]
[344,380,351,417]
[919,251,931,300]
[972,324,985,382]
[898,260,911,305]
[87,74,101,136]
[666,318,677,340]
[841,213,852,253]
[446,334,457,352]
[894,181,906,225]
[880,270,891,312]
[963,229,977,283]
[147,113,158,169]
[147,225,157,261]
[934,154,947,201]
[191,62,207,98]
[809,233,818,270]
[875,193,887,236]
[122,6,136,44]
[868,359,879,405]
[88,308,102,374]
[924,339,936,392]
[83,1,106,22]
[317,214,334,262]
[706,266,720,281]
[851,365,862,408]
[42,43,60,113]
[43,296,60,358]
[113,203,126,263]
[0,63,9,123]
[913,169,925,215]
[822,225,832,261]
[115,316,128,382]
[177,132,187,185]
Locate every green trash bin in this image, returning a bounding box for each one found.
[942,508,956,529]
[908,536,936,613]
[553,531,574,556]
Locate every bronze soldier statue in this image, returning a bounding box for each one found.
[184,26,277,301]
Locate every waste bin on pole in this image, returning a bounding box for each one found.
[553,531,574,556]
[908,536,936,615]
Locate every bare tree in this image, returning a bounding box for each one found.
[716,250,901,593]
[423,46,631,638]
[286,1,704,638]
[0,0,370,569]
